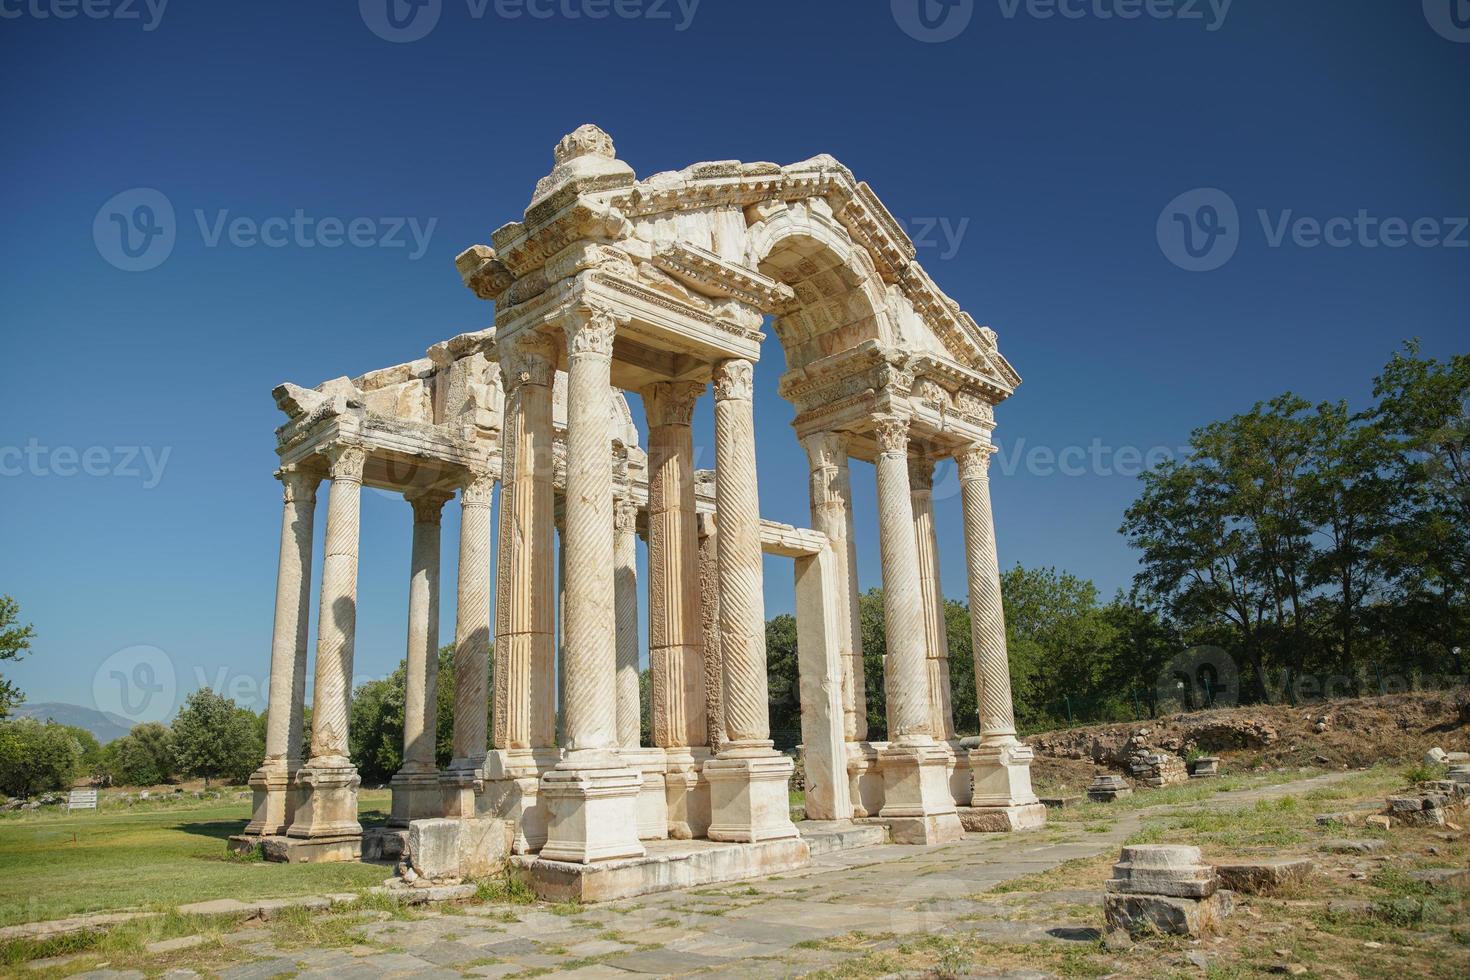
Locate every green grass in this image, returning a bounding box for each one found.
[0,790,393,927]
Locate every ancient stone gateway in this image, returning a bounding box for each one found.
[237,126,1044,899]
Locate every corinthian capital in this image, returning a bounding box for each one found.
[563,304,626,357]
[501,332,557,390]
[614,496,639,535]
[322,444,366,484]
[407,489,454,524]
[907,454,936,491]
[872,414,910,456]
[461,468,496,507]
[276,467,320,505]
[712,359,755,402]
[801,431,849,471]
[644,380,706,427]
[956,443,997,482]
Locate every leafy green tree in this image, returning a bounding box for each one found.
[101,722,177,786]
[0,718,82,797]
[171,689,260,787]
[0,596,36,719]
[764,614,800,748]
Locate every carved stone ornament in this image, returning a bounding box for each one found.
[712,359,755,402]
[907,455,935,491]
[644,381,705,427]
[802,431,848,471]
[872,415,910,456]
[957,443,997,482]
[408,489,454,524]
[564,306,624,358]
[461,469,496,507]
[322,444,366,483]
[501,333,557,390]
[277,467,319,505]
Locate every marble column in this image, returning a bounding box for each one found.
[390,489,452,827]
[958,443,1044,831]
[613,496,642,749]
[910,455,969,808]
[697,513,724,753]
[872,417,962,845]
[442,467,494,817]
[538,308,644,865]
[288,444,366,847]
[705,358,797,844]
[246,467,318,837]
[487,334,560,851]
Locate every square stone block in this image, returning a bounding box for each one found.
[244,764,291,837]
[879,742,963,845]
[665,747,712,840]
[969,741,1041,810]
[958,801,1048,833]
[389,769,443,828]
[1105,890,1233,939]
[705,751,799,843]
[539,762,645,864]
[287,764,362,840]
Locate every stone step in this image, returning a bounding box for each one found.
[796,821,888,856]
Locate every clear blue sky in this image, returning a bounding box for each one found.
[2,1,1466,723]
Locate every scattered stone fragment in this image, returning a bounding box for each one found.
[1424,747,1448,765]
[1410,867,1470,889]
[1103,845,1232,939]
[1040,795,1083,809]
[1365,815,1391,830]
[1088,774,1133,803]
[1188,757,1220,779]
[1320,838,1385,854]
[1214,858,1314,896]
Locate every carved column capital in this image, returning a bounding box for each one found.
[872,414,910,457]
[644,380,706,427]
[501,332,557,390]
[957,443,997,483]
[712,358,755,402]
[407,489,454,524]
[614,495,639,535]
[461,468,496,508]
[563,304,626,358]
[907,454,936,492]
[276,467,320,505]
[801,431,849,471]
[321,444,366,484]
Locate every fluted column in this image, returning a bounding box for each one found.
[445,468,494,792]
[493,334,558,752]
[801,432,866,743]
[957,442,1043,829]
[909,456,956,741]
[704,358,796,843]
[390,489,451,826]
[288,443,365,842]
[644,381,708,749]
[873,417,933,746]
[539,306,644,865]
[697,513,724,752]
[613,496,642,748]
[246,467,318,836]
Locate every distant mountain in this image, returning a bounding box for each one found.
[10,703,135,744]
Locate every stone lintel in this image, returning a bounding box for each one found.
[519,836,811,903]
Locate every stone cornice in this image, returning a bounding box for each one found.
[650,241,797,314]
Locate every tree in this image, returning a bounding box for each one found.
[0,718,82,798]
[0,595,36,719]
[101,721,176,786]
[765,614,800,748]
[171,689,260,787]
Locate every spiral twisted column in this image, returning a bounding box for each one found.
[613,496,642,748]
[493,333,557,751]
[712,359,770,749]
[645,380,708,748]
[449,469,494,772]
[401,491,451,771]
[957,444,1017,742]
[801,432,866,743]
[306,444,366,766]
[246,467,319,835]
[873,416,934,746]
[909,455,956,741]
[558,308,623,759]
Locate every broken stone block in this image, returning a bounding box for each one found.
[1213,858,1314,895]
[1088,774,1133,803]
[1410,867,1470,889]
[1188,756,1220,779]
[1320,838,1385,854]
[1424,747,1448,765]
[406,817,509,881]
[1106,845,1218,899]
[1365,815,1391,830]
[1104,890,1233,939]
[1040,795,1083,809]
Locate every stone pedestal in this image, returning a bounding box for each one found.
[538,762,646,864]
[622,747,671,841]
[879,741,964,845]
[665,747,712,840]
[1189,756,1221,779]
[847,741,884,819]
[1089,773,1133,803]
[1104,844,1232,939]
[389,770,443,827]
[288,764,362,843]
[705,748,799,843]
[245,764,291,840]
[484,747,560,853]
[945,740,972,809]
[440,767,488,819]
[967,740,1043,830]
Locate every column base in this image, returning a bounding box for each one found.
[664,746,712,839]
[944,740,973,809]
[244,761,292,837]
[959,801,1048,833]
[969,739,1042,810]
[286,761,362,840]
[485,748,560,854]
[439,761,488,820]
[388,766,444,828]
[879,740,963,845]
[539,753,645,864]
[620,747,670,841]
[705,743,799,843]
[846,741,884,819]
